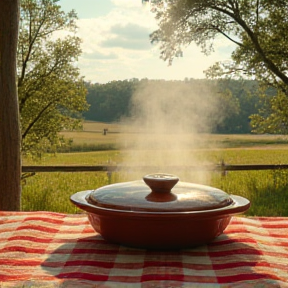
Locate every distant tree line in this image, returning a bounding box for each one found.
[83,78,270,134]
[83,79,136,123]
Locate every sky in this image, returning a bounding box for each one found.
[58,0,235,84]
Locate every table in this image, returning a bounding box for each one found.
[0,212,288,287]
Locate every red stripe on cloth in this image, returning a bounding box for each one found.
[77,237,106,243]
[41,260,115,268]
[209,248,263,257]
[45,248,78,254]
[56,272,109,281]
[7,235,79,244]
[0,246,46,254]
[0,219,21,225]
[23,217,65,225]
[223,228,252,234]
[254,217,288,221]
[79,226,94,232]
[143,261,183,268]
[0,211,67,217]
[63,260,115,268]
[268,232,288,239]
[181,263,212,270]
[214,261,288,273]
[226,229,288,240]
[8,235,53,243]
[16,225,59,233]
[261,223,288,229]
[0,228,19,233]
[0,259,42,266]
[175,251,209,257]
[211,238,288,248]
[217,273,281,283]
[209,238,257,246]
[210,248,288,259]
[212,261,265,270]
[113,262,144,269]
[265,240,288,247]
[41,262,67,268]
[141,274,184,281]
[108,275,142,282]
[70,248,119,254]
[60,221,91,226]
[0,274,56,281]
[182,275,218,283]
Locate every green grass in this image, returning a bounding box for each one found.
[211,169,288,216]
[22,146,288,216]
[21,171,110,213]
[59,122,288,152]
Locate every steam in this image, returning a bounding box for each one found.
[119,80,222,183]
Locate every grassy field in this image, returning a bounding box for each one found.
[22,121,288,216]
[59,121,288,150]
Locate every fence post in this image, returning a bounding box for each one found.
[221,160,227,177]
[107,171,112,184]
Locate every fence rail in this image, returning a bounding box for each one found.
[22,164,288,173]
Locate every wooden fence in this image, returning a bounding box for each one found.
[22,163,288,173]
[21,163,288,182]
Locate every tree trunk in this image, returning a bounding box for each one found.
[0,0,21,211]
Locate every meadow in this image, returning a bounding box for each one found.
[22,121,288,216]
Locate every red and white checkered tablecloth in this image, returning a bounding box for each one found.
[0,211,288,288]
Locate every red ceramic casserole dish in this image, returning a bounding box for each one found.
[70,173,250,249]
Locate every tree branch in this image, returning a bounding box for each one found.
[256,0,259,25]
[211,4,288,86]
[22,100,57,140]
[210,25,243,47]
[19,56,61,112]
[18,11,46,88]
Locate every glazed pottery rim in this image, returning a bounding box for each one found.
[70,190,250,218]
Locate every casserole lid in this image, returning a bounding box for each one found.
[88,173,233,212]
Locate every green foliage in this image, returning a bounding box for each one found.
[83,79,139,122]
[57,142,118,153]
[216,79,259,133]
[21,171,110,213]
[250,88,288,134]
[151,0,288,134]
[84,78,260,134]
[212,170,288,217]
[17,0,88,155]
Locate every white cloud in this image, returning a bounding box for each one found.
[75,4,156,61]
[81,51,118,60]
[100,23,152,50]
[111,0,142,9]
[70,2,233,83]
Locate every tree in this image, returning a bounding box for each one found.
[215,79,259,133]
[0,0,21,210]
[84,80,137,122]
[151,0,288,133]
[250,87,288,134]
[18,0,88,155]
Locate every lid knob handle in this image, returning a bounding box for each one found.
[143,173,179,202]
